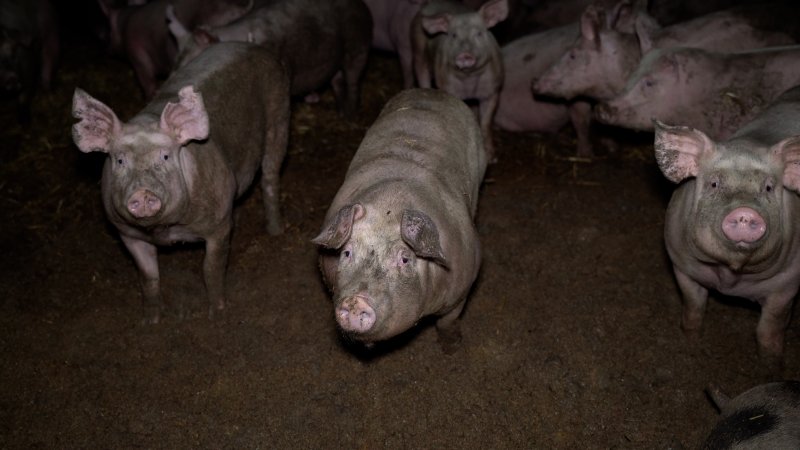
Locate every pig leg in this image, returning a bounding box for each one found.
[120,235,162,324]
[203,223,232,319]
[337,44,369,116]
[478,94,500,163]
[674,267,708,337]
[755,291,795,362]
[261,89,290,235]
[130,48,158,98]
[569,101,593,158]
[411,21,432,88]
[436,300,466,355]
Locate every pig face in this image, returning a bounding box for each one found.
[533,5,640,100]
[595,49,700,130]
[71,86,210,226]
[655,121,800,270]
[422,0,507,72]
[313,204,449,343]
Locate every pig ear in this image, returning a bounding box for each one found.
[653,119,715,183]
[479,0,508,28]
[422,13,451,35]
[401,209,448,268]
[773,135,800,193]
[312,204,365,249]
[193,27,219,47]
[579,5,604,43]
[635,15,656,53]
[71,88,121,153]
[159,86,209,145]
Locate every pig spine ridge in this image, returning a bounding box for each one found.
[315,88,487,347]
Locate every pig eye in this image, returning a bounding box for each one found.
[343,250,351,258]
[569,51,576,60]
[117,158,124,165]
[765,181,774,193]
[163,154,169,161]
[644,79,655,88]
[710,180,719,189]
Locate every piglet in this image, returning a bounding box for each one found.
[313,88,487,353]
[71,42,290,323]
[412,0,507,161]
[704,381,800,449]
[654,85,800,364]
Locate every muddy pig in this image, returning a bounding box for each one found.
[99,0,253,98]
[412,0,507,161]
[534,4,797,104]
[168,0,372,116]
[596,45,800,140]
[313,88,487,352]
[704,381,800,449]
[71,42,290,323]
[0,0,58,123]
[654,85,800,363]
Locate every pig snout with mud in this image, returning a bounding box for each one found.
[71,43,290,323]
[412,0,508,161]
[654,85,800,365]
[704,381,800,449]
[313,88,487,352]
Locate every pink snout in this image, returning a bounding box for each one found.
[722,207,766,243]
[455,52,476,69]
[336,295,376,333]
[127,189,162,218]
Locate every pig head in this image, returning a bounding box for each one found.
[72,86,210,226]
[313,203,451,343]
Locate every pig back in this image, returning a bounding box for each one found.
[146,42,290,197]
[341,88,487,217]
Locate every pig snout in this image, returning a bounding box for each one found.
[722,207,766,243]
[127,189,162,218]
[455,52,476,69]
[336,295,376,333]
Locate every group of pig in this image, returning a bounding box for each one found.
[61,0,800,446]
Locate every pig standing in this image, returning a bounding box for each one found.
[99,0,253,98]
[595,45,800,140]
[704,381,800,449]
[313,88,486,352]
[71,42,290,323]
[411,0,507,161]
[533,4,797,105]
[363,0,426,89]
[168,0,372,116]
[654,85,800,363]
[0,0,59,123]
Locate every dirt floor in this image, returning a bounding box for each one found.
[1,16,798,450]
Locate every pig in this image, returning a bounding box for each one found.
[653,85,800,363]
[495,0,641,158]
[71,42,290,323]
[595,45,800,140]
[168,0,372,116]
[363,0,427,89]
[411,0,508,161]
[312,88,487,352]
[0,0,59,123]
[704,382,800,449]
[99,0,253,98]
[533,3,798,103]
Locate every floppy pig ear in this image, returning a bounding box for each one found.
[480,0,508,28]
[312,204,365,249]
[160,85,209,145]
[653,120,714,183]
[71,88,121,153]
[401,209,448,269]
[774,135,800,193]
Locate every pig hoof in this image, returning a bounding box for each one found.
[207,300,226,320]
[266,221,283,236]
[141,307,161,325]
[437,327,462,355]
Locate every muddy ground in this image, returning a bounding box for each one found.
[1,14,798,450]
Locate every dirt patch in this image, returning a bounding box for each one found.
[0,21,796,450]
